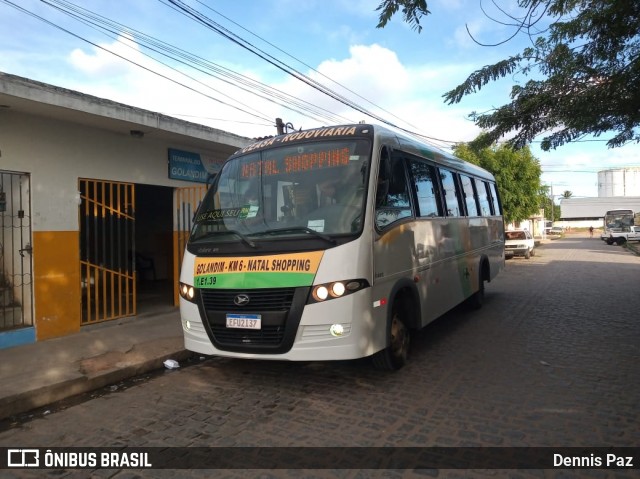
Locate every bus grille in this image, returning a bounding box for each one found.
[200,288,295,311]
[210,325,285,345]
[200,288,297,347]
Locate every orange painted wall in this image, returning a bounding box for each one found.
[33,231,81,340]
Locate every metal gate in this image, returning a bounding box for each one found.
[173,185,207,305]
[79,179,135,324]
[0,172,33,332]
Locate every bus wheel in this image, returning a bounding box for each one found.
[372,304,410,371]
[467,276,485,310]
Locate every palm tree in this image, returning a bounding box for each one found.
[562,190,573,198]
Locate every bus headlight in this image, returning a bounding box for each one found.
[309,279,369,304]
[332,282,346,296]
[179,282,197,303]
[315,286,329,301]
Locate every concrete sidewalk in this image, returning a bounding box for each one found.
[0,309,192,421]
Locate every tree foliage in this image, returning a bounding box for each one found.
[377,0,640,151]
[453,140,542,223]
[375,0,430,32]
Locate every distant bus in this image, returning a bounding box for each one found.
[602,209,640,243]
[178,124,505,370]
[603,209,640,232]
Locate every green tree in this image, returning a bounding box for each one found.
[453,141,542,224]
[376,1,640,151]
[562,190,573,198]
[376,0,430,32]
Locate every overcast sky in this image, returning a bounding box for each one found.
[2,0,639,198]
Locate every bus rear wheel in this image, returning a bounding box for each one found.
[372,304,410,371]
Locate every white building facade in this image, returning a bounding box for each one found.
[559,196,640,229]
[0,72,252,348]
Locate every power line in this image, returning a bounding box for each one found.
[41,0,273,121]
[4,0,470,147]
[162,0,458,148]
[193,0,428,136]
[1,0,276,125]
[38,0,353,126]
[161,0,371,115]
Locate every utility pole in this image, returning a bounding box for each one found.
[550,183,554,224]
[275,118,284,135]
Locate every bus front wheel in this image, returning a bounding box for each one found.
[467,277,485,310]
[372,303,410,371]
[467,259,488,310]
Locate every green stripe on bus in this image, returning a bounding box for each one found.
[196,272,316,289]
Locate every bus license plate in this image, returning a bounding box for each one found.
[226,314,261,330]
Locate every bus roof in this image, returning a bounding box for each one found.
[230,123,496,181]
[373,124,495,181]
[605,209,634,214]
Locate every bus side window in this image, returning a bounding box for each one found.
[408,158,440,217]
[460,174,479,216]
[438,168,462,217]
[474,179,492,216]
[375,149,412,229]
[488,182,502,215]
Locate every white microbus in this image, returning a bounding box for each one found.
[179,124,505,369]
[603,209,640,233]
[601,209,640,244]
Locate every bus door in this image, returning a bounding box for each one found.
[372,148,416,285]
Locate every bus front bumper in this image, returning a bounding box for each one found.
[179,290,386,362]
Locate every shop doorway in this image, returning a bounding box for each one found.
[79,180,175,324]
[0,171,33,333]
[79,179,136,324]
[135,184,174,315]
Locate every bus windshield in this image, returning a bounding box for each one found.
[190,139,371,244]
[604,209,635,232]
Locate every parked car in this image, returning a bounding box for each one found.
[547,226,564,236]
[504,229,535,259]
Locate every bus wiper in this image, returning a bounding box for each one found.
[263,227,336,244]
[193,229,257,248]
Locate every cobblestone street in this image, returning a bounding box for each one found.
[1,233,639,478]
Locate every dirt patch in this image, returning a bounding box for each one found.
[77,338,182,375]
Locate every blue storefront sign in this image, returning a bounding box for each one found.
[168,148,209,183]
